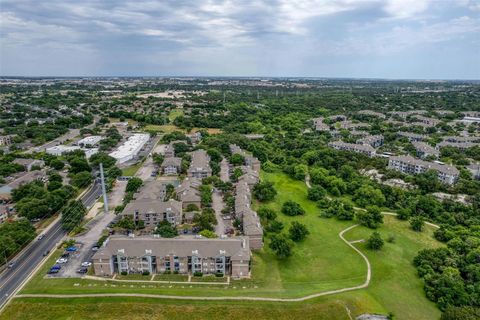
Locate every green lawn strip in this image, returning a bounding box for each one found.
[0,294,382,320]
[115,274,152,281]
[121,161,143,176]
[153,274,189,282]
[190,275,227,283]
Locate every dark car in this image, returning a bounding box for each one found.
[48,267,60,274]
[43,250,50,257]
[76,267,88,274]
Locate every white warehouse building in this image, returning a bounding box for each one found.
[77,135,103,147]
[109,133,150,164]
[46,145,98,158]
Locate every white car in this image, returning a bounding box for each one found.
[56,258,68,264]
[37,234,45,240]
[81,262,92,267]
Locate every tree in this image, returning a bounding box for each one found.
[289,222,309,241]
[293,164,308,180]
[253,181,277,202]
[366,231,384,250]
[357,205,383,229]
[199,229,217,238]
[281,200,305,216]
[269,234,293,259]
[155,220,178,238]
[61,200,86,231]
[307,185,326,201]
[354,185,386,208]
[89,152,116,168]
[50,159,65,170]
[230,153,245,166]
[70,171,93,188]
[257,207,277,221]
[68,157,91,174]
[410,216,425,232]
[265,220,284,233]
[126,177,143,193]
[116,216,136,230]
[441,306,480,320]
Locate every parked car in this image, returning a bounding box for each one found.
[56,258,68,264]
[81,262,92,267]
[76,267,88,274]
[48,268,59,274]
[91,246,99,251]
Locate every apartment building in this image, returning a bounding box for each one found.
[122,199,182,229]
[92,236,251,278]
[412,141,440,159]
[436,141,479,151]
[388,155,459,185]
[412,115,440,128]
[175,178,202,210]
[328,141,376,157]
[235,180,263,250]
[357,110,386,119]
[356,135,384,148]
[133,181,166,201]
[187,149,212,178]
[229,144,261,172]
[397,131,428,142]
[0,135,15,146]
[160,157,182,175]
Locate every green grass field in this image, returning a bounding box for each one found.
[168,109,184,121]
[1,171,442,319]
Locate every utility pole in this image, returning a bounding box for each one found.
[99,163,109,214]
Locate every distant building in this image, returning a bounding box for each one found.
[175,178,202,210]
[12,158,45,171]
[356,135,384,148]
[0,135,15,146]
[187,149,212,179]
[92,236,251,278]
[229,144,261,172]
[387,155,459,185]
[466,163,480,180]
[397,131,427,142]
[46,145,98,158]
[357,110,386,119]
[77,135,103,147]
[411,141,439,159]
[411,115,440,128]
[328,141,376,157]
[109,133,150,164]
[436,141,479,151]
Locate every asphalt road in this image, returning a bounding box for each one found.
[0,181,103,311]
[0,220,64,310]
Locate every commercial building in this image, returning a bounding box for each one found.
[76,135,103,147]
[109,133,150,164]
[92,236,251,278]
[187,149,212,178]
[328,141,376,157]
[387,155,459,185]
[46,145,98,158]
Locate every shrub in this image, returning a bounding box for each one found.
[253,181,277,201]
[265,220,284,233]
[356,206,383,229]
[215,272,224,278]
[307,185,326,201]
[410,216,425,232]
[121,271,128,276]
[142,270,150,276]
[289,221,309,242]
[281,200,305,216]
[269,234,293,259]
[366,231,384,250]
[193,271,203,277]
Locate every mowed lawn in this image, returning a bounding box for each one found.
[344,215,443,320]
[3,171,443,319]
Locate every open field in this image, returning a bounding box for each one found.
[2,171,442,319]
[168,109,184,121]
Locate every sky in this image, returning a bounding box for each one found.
[0,0,479,79]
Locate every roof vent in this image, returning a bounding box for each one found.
[192,250,198,255]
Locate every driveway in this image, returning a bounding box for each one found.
[220,158,230,182]
[212,190,226,236]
